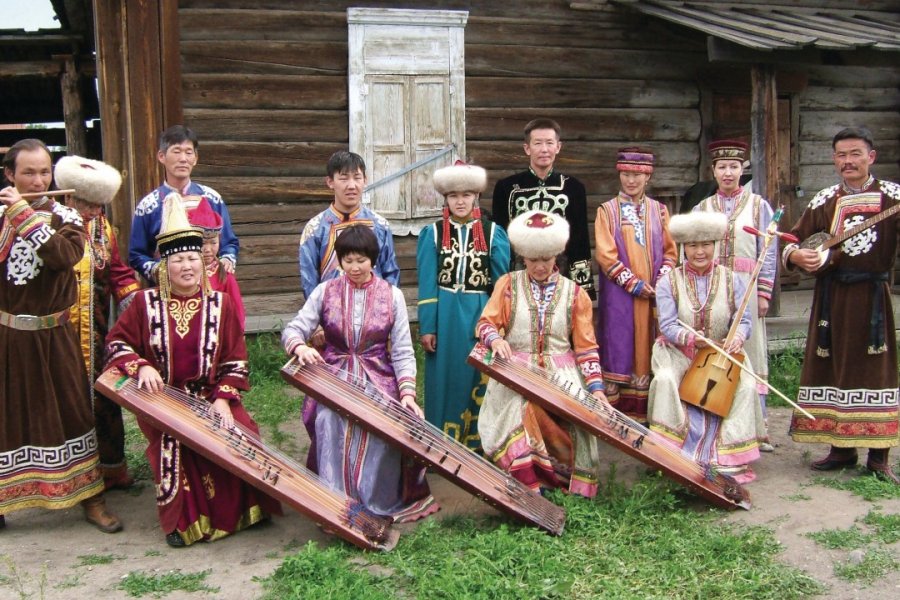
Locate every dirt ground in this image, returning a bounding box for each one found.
[1,407,898,600]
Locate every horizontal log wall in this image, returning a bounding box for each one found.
[178,0,900,320]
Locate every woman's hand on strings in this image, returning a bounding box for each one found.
[490,338,512,360]
[399,392,423,418]
[211,398,235,430]
[592,390,609,404]
[294,344,323,366]
[137,365,164,392]
[722,337,744,354]
[420,334,437,353]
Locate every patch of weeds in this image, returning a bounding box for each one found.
[780,492,812,502]
[264,550,280,560]
[243,333,302,447]
[813,472,900,501]
[1,556,48,600]
[259,473,824,600]
[75,553,122,567]
[806,525,873,550]
[833,547,898,583]
[257,542,393,600]
[55,573,83,589]
[767,343,805,407]
[118,569,218,598]
[862,510,900,544]
[123,412,152,482]
[144,550,162,558]
[282,539,302,553]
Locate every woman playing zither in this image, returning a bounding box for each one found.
[105,193,281,547]
[283,224,439,523]
[477,210,605,498]
[648,212,765,483]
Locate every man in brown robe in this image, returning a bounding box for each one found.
[783,127,900,484]
[0,139,122,531]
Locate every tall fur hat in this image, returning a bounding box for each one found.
[507,210,570,259]
[669,212,728,244]
[53,155,122,205]
[432,160,487,195]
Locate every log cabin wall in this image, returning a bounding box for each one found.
[174,0,899,324]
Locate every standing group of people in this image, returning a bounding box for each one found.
[1,120,897,550]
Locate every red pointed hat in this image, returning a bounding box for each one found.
[188,196,223,237]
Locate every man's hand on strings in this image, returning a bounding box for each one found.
[211,398,235,430]
[420,334,437,353]
[137,365,164,392]
[490,338,512,360]
[400,393,423,418]
[788,248,821,273]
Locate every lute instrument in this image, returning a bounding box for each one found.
[281,359,567,535]
[468,344,750,510]
[95,369,398,551]
[678,206,793,418]
[799,200,900,274]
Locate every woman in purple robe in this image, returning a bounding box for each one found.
[283,225,438,522]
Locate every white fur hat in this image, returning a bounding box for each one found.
[669,212,728,243]
[54,155,122,206]
[432,161,487,195]
[507,210,570,259]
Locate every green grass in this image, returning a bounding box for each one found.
[259,475,823,600]
[75,554,122,567]
[242,334,303,447]
[806,526,873,550]
[862,510,900,544]
[833,548,898,583]
[812,472,900,501]
[118,569,218,598]
[767,344,805,408]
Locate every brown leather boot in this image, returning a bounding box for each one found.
[82,495,123,533]
[811,446,858,471]
[103,464,135,491]
[866,449,900,485]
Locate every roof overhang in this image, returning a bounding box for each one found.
[606,0,900,62]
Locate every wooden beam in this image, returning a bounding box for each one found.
[59,55,87,157]
[750,63,780,315]
[0,61,61,78]
[159,0,183,126]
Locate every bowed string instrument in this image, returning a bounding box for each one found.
[678,206,806,419]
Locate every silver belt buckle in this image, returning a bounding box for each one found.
[15,314,40,331]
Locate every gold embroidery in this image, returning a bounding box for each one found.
[202,473,215,499]
[219,384,239,396]
[167,298,201,338]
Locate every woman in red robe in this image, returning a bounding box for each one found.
[105,193,279,547]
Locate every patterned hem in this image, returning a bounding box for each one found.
[177,504,267,546]
[391,495,441,524]
[789,432,899,449]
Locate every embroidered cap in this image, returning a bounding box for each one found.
[616,147,654,174]
[188,196,223,240]
[53,155,122,205]
[668,212,728,244]
[708,139,748,163]
[156,192,203,258]
[507,210,569,259]
[432,160,487,195]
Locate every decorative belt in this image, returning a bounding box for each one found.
[0,308,71,331]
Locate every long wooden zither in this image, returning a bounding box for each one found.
[467,344,751,510]
[95,369,398,551]
[281,359,566,536]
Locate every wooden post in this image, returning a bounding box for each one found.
[751,63,780,316]
[92,0,183,260]
[59,55,87,157]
